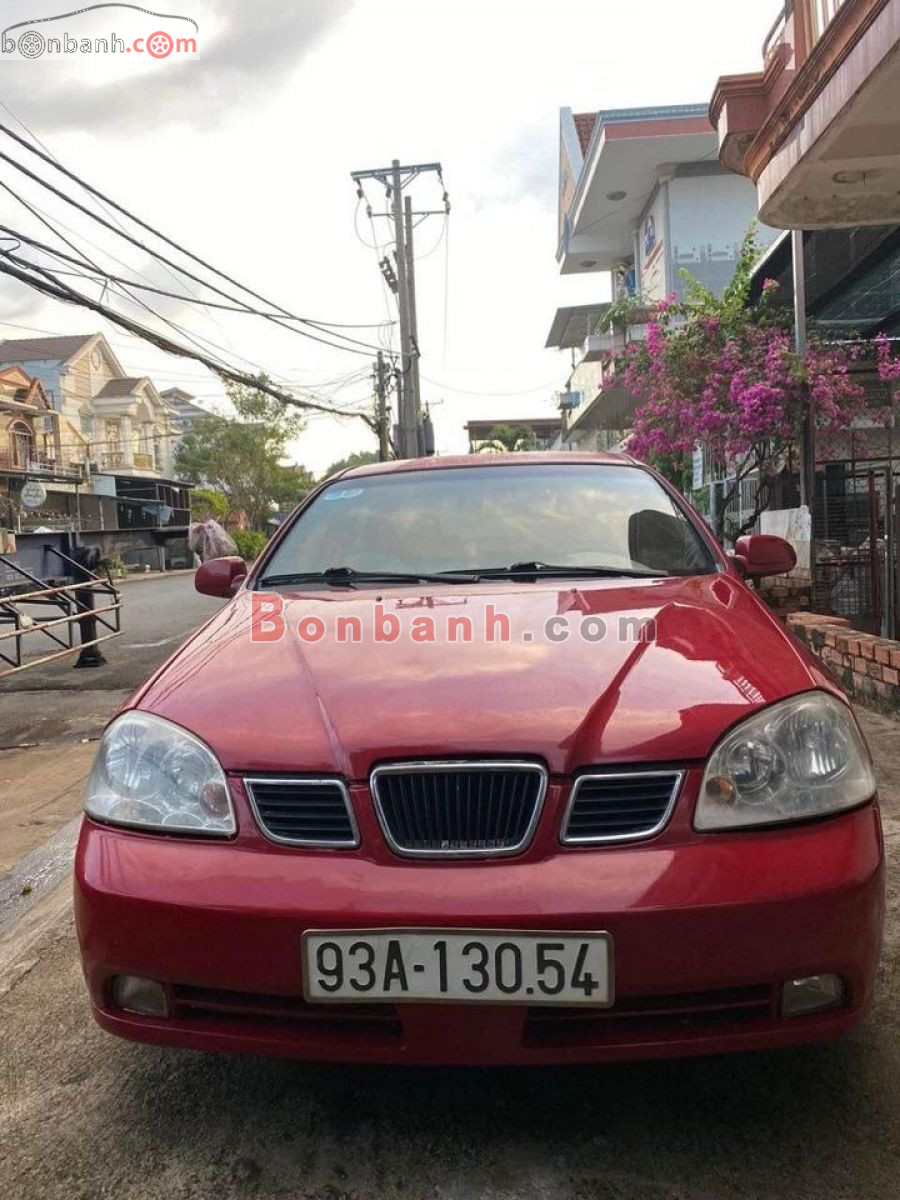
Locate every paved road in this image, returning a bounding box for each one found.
[0,574,224,746]
[0,708,897,1199]
[0,573,224,694]
[0,575,224,948]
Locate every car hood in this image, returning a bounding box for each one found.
[133,574,823,776]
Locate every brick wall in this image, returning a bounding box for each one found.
[758,572,811,618]
[787,613,900,712]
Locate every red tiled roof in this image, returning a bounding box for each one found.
[573,112,597,157]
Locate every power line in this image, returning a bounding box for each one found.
[0,177,281,382]
[350,161,450,458]
[0,255,379,429]
[420,375,562,397]
[0,97,245,357]
[0,144,375,358]
[0,225,396,328]
[0,316,381,399]
[0,124,391,355]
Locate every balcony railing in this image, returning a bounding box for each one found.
[764,0,850,66]
[763,2,792,64]
[805,0,848,43]
[100,451,157,472]
[0,451,85,479]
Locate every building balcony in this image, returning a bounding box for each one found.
[584,324,649,361]
[711,0,900,228]
[100,451,158,474]
[0,451,86,481]
[557,106,717,275]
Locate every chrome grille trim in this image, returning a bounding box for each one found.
[370,760,548,858]
[244,777,360,849]
[560,770,684,845]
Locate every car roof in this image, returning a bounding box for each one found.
[337,451,638,480]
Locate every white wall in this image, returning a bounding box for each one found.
[669,170,778,298]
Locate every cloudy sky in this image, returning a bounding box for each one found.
[0,0,774,474]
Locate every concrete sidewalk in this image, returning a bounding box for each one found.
[0,741,95,874]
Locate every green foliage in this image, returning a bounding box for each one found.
[674,223,770,337]
[272,464,316,511]
[478,425,538,453]
[604,292,654,331]
[98,554,127,578]
[321,449,379,480]
[175,378,309,531]
[190,487,228,520]
[691,483,711,516]
[232,529,268,562]
[620,224,867,541]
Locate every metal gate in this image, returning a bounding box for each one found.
[813,464,897,638]
[0,547,121,678]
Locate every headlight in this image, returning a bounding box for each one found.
[84,711,235,836]
[696,692,875,831]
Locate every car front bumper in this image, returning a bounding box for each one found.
[74,804,885,1065]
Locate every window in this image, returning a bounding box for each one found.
[10,421,33,468]
[806,0,847,44]
[263,464,716,583]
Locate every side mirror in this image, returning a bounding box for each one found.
[195,555,247,598]
[733,534,797,578]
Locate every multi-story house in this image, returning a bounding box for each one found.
[0,366,85,477]
[710,0,900,636]
[159,387,214,475]
[0,333,180,475]
[711,0,899,231]
[0,333,191,574]
[547,103,778,450]
[160,387,212,436]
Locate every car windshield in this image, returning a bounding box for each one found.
[259,464,716,585]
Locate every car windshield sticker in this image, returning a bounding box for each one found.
[323,488,365,501]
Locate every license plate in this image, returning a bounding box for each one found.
[302,929,613,1006]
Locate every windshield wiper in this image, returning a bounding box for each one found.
[462,561,665,580]
[257,566,480,589]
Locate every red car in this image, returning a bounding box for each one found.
[75,454,884,1065]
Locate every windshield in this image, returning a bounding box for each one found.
[260,464,715,585]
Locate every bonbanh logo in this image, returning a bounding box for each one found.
[1,3,199,60]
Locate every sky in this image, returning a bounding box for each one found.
[0,0,776,475]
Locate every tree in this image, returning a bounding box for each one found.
[272,464,316,511]
[321,449,379,480]
[175,379,308,530]
[619,230,871,541]
[190,487,228,520]
[478,424,538,453]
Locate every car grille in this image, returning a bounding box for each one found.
[561,770,683,844]
[244,777,359,848]
[371,761,547,857]
[523,984,775,1047]
[171,985,402,1044]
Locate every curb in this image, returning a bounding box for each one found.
[116,569,196,585]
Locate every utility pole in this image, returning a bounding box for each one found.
[793,227,816,599]
[793,229,814,508]
[373,350,390,462]
[350,159,447,459]
[404,194,423,454]
[390,160,417,459]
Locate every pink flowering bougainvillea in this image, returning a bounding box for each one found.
[876,333,900,383]
[618,231,885,540]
